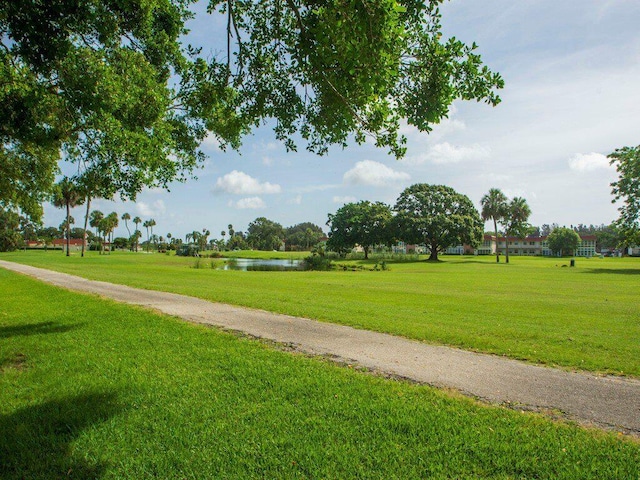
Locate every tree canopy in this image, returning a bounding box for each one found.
[285,222,325,250]
[609,145,640,245]
[547,227,581,257]
[326,201,393,259]
[1,0,503,221]
[246,217,285,251]
[393,184,482,261]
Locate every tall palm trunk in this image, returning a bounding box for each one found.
[81,196,91,257]
[65,203,71,256]
[505,232,510,264]
[493,218,499,263]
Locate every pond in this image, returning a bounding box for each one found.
[222,258,305,271]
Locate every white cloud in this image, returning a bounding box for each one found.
[201,133,222,151]
[230,197,266,209]
[136,200,166,217]
[429,143,491,165]
[399,104,466,143]
[333,196,357,204]
[343,160,410,187]
[568,152,611,172]
[288,195,302,205]
[213,170,281,195]
[403,142,491,166]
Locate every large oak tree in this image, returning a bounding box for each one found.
[393,184,482,261]
[327,201,393,259]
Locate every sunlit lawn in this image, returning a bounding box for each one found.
[1,250,639,377]
[1,268,638,478]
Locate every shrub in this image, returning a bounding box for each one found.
[303,254,333,271]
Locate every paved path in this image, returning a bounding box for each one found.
[2,259,639,435]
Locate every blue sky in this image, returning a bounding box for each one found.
[45,0,640,240]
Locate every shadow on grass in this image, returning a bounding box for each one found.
[581,269,640,275]
[0,391,122,479]
[0,322,83,339]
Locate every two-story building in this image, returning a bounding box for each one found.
[446,234,597,257]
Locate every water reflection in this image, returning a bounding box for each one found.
[222,258,304,271]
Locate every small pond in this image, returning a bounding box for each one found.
[222,258,304,271]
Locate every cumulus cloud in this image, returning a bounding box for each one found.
[229,197,266,209]
[429,143,491,165]
[568,152,610,172]
[213,170,281,195]
[402,142,491,166]
[333,195,357,204]
[201,133,222,151]
[288,195,303,205]
[136,200,166,217]
[343,160,410,187]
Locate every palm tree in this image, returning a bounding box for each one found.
[201,229,210,251]
[105,212,119,253]
[501,197,532,264]
[132,230,142,251]
[133,216,142,250]
[89,210,104,253]
[480,188,508,263]
[148,219,157,249]
[58,216,75,254]
[121,213,131,238]
[52,177,84,256]
[143,220,151,252]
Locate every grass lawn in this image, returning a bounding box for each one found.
[1,268,638,478]
[1,250,639,377]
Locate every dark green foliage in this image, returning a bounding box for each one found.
[285,222,325,251]
[327,201,393,259]
[302,253,333,271]
[1,0,503,222]
[246,217,285,251]
[609,145,640,245]
[393,184,483,261]
[0,208,23,252]
[176,245,200,257]
[547,228,581,256]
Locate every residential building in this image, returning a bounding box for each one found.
[445,234,597,257]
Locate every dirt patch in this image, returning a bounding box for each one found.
[1,353,28,373]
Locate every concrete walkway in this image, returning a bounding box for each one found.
[2,259,639,435]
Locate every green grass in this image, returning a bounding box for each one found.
[1,250,639,377]
[1,268,638,478]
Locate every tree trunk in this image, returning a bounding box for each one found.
[505,232,510,264]
[65,203,70,257]
[493,218,499,263]
[428,241,438,261]
[364,246,369,259]
[81,196,91,257]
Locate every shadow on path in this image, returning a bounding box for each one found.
[0,391,123,479]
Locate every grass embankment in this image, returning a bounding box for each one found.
[1,251,639,377]
[1,268,638,478]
